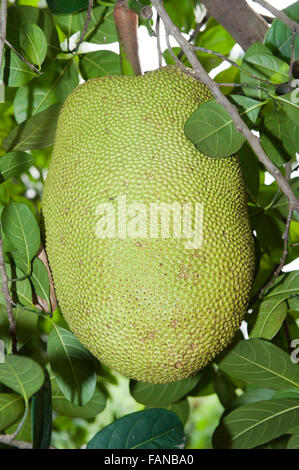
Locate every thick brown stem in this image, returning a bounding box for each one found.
[201,0,268,50]
[113,0,142,75]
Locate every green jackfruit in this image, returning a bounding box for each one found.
[42,66,255,384]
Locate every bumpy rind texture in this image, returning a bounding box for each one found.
[42,66,255,383]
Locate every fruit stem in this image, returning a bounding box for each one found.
[113,0,142,76]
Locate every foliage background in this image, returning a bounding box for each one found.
[0,0,298,450]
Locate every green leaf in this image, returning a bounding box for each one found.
[266,271,299,300]
[0,152,33,182]
[0,393,25,432]
[276,92,299,127]
[0,48,36,87]
[31,368,52,449]
[184,100,246,157]
[238,142,260,202]
[246,53,289,84]
[13,60,78,123]
[249,298,288,340]
[80,51,120,80]
[30,258,51,311]
[230,95,264,125]
[287,425,299,449]
[218,339,299,390]
[212,369,236,408]
[86,409,185,449]
[260,111,296,166]
[52,381,106,418]
[55,5,117,45]
[7,5,60,58]
[265,1,299,62]
[212,398,299,449]
[240,43,276,100]
[46,0,89,15]
[195,22,235,73]
[164,0,196,33]
[130,374,200,407]
[1,202,40,273]
[47,323,97,406]
[0,355,44,402]
[2,103,62,152]
[20,24,47,68]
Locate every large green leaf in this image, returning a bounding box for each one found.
[240,43,276,100]
[55,5,117,45]
[265,1,299,62]
[218,339,299,390]
[0,355,44,402]
[0,48,36,87]
[0,393,25,432]
[80,51,120,80]
[184,97,263,157]
[2,103,62,151]
[260,111,296,166]
[130,374,200,407]
[86,409,185,449]
[47,323,97,406]
[7,5,60,58]
[213,399,299,449]
[13,60,78,123]
[1,202,40,273]
[0,151,33,182]
[266,271,299,300]
[249,298,288,340]
[20,24,47,69]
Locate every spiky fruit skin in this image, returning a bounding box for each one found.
[42,66,255,383]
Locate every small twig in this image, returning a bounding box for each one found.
[0,0,8,71]
[156,14,163,68]
[0,236,17,354]
[4,39,41,75]
[193,45,275,85]
[289,29,296,81]
[177,17,208,60]
[252,0,299,32]
[74,0,94,52]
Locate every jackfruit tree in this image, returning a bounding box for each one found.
[0,0,298,451]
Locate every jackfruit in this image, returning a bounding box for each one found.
[42,66,255,384]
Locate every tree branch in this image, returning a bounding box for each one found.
[151,0,299,214]
[74,0,94,52]
[0,236,17,354]
[200,0,268,50]
[0,435,32,449]
[252,0,299,32]
[4,39,41,75]
[0,0,7,71]
[114,0,142,75]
